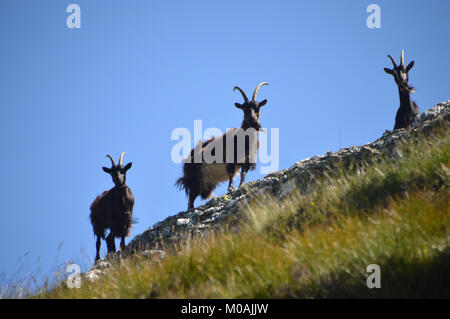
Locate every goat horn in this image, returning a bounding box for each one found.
[119,152,126,166]
[252,82,269,101]
[233,86,249,103]
[387,55,398,69]
[106,155,116,167]
[400,49,405,66]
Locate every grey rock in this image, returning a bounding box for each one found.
[176,218,190,226]
[93,259,111,270]
[83,269,103,282]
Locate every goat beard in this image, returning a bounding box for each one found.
[400,83,415,94]
[403,86,415,94]
[246,121,262,131]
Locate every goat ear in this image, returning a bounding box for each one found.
[124,162,132,171]
[384,68,393,75]
[235,103,243,109]
[406,61,414,72]
[259,99,267,107]
[102,167,111,174]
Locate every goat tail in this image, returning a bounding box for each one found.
[90,211,106,239]
[175,177,189,195]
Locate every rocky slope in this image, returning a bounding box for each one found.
[127,101,450,251]
[84,100,449,281]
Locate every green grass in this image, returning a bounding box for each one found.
[40,125,449,298]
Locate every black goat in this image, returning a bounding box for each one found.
[176,82,269,210]
[384,49,420,130]
[90,152,135,261]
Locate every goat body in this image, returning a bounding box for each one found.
[177,127,258,207]
[90,186,134,240]
[90,153,134,261]
[177,83,268,210]
[394,90,420,130]
[384,50,420,130]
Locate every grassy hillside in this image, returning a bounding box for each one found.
[41,123,449,298]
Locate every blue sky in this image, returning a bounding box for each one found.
[0,0,449,288]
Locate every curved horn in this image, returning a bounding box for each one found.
[400,49,405,66]
[233,86,249,103]
[387,54,398,69]
[106,155,116,167]
[252,82,269,101]
[119,152,126,166]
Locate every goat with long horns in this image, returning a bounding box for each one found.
[176,82,269,210]
[384,49,420,130]
[90,152,135,261]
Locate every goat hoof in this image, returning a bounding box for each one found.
[227,186,235,193]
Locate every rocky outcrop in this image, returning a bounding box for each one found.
[83,249,166,282]
[84,101,448,281]
[127,100,450,253]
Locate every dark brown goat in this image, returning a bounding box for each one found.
[90,152,135,261]
[384,49,420,130]
[176,82,269,210]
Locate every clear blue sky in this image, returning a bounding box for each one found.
[0,0,449,288]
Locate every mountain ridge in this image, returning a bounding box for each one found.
[80,100,449,285]
[126,100,450,253]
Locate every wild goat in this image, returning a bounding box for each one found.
[90,152,135,261]
[384,49,420,130]
[176,82,269,209]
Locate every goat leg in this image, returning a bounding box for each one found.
[188,191,197,210]
[227,180,235,193]
[239,167,248,188]
[106,233,116,253]
[95,236,101,261]
[226,164,236,193]
[120,236,126,252]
